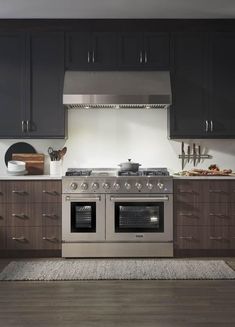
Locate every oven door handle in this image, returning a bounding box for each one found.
[110,196,169,202]
[65,196,101,202]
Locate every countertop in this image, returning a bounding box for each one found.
[0,174,62,180]
[173,175,235,180]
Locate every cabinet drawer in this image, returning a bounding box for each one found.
[206,204,231,226]
[205,181,229,203]
[6,226,41,250]
[230,227,235,249]
[41,181,61,203]
[174,181,203,203]
[0,205,6,227]
[206,226,230,249]
[7,204,42,227]
[41,226,61,250]
[229,183,235,202]
[42,203,62,226]
[0,227,6,249]
[0,181,8,203]
[174,202,204,226]
[6,226,61,250]
[8,181,42,203]
[175,226,206,249]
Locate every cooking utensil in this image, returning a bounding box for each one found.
[193,143,196,166]
[181,142,185,170]
[61,147,67,158]
[198,145,201,164]
[118,159,141,172]
[187,145,190,163]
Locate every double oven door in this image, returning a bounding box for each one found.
[106,194,173,242]
[63,193,173,243]
[62,194,105,241]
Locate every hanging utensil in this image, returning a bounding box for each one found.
[181,142,185,170]
[193,143,196,166]
[198,145,201,164]
[187,145,190,163]
[48,147,54,161]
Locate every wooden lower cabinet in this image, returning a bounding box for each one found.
[0,180,62,257]
[174,179,235,256]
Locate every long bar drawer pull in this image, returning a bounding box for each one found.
[12,213,27,219]
[210,236,223,240]
[209,213,226,217]
[179,236,193,240]
[12,190,26,194]
[42,237,57,242]
[66,196,101,202]
[42,213,57,218]
[42,190,59,195]
[209,190,223,193]
[179,213,193,216]
[12,236,26,241]
[179,190,194,193]
[110,196,169,202]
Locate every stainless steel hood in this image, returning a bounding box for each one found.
[63,71,172,109]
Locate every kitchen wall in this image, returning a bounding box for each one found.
[1,109,235,175]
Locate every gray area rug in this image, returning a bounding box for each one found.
[0,259,235,281]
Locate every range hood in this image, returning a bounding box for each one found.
[63,71,172,109]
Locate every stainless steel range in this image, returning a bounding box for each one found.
[62,168,173,257]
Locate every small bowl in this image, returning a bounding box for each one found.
[8,160,26,172]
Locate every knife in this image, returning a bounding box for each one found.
[187,145,190,163]
[198,145,201,164]
[181,142,185,170]
[193,143,196,166]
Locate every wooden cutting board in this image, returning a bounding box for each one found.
[12,153,44,175]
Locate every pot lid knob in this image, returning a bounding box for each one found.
[128,159,131,162]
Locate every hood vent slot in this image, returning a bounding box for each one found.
[66,104,168,109]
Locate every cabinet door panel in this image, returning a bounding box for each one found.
[29,33,65,138]
[204,181,229,203]
[0,181,8,203]
[209,33,235,137]
[144,33,169,68]
[6,226,41,250]
[118,33,142,68]
[92,32,117,68]
[230,227,235,249]
[66,32,90,69]
[8,181,43,203]
[0,33,26,138]
[170,33,208,138]
[206,204,230,226]
[174,202,205,226]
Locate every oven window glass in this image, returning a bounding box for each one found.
[71,202,96,233]
[115,202,164,233]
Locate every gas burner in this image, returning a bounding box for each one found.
[118,171,143,176]
[143,168,169,176]
[65,168,92,176]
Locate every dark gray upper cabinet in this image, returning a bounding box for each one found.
[118,32,170,69]
[27,32,66,138]
[0,33,27,138]
[66,32,117,70]
[169,31,235,139]
[207,33,235,137]
[0,32,66,139]
[169,33,208,138]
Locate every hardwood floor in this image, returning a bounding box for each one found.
[0,259,235,327]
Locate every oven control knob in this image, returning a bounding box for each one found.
[113,183,120,190]
[157,182,164,190]
[125,182,131,190]
[91,182,99,190]
[70,182,78,190]
[146,182,153,190]
[81,182,88,190]
[135,182,142,190]
[103,183,110,190]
